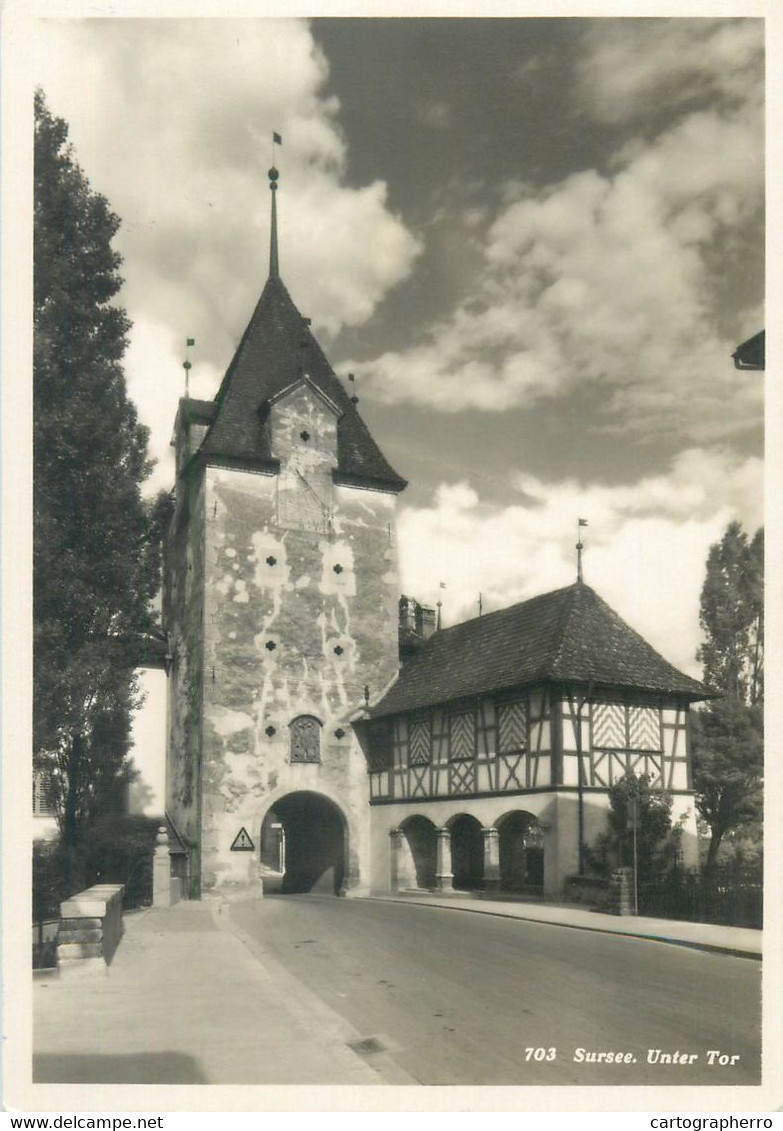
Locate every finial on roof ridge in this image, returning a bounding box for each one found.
[576,517,588,584]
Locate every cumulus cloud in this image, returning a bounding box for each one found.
[397,449,762,677]
[352,21,763,446]
[576,18,763,124]
[34,18,421,491]
[123,316,224,493]
[34,19,421,357]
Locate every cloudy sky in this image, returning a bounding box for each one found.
[31,14,764,678]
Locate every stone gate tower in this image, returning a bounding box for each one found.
[164,168,406,898]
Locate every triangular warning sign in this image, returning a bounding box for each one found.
[230,827,255,852]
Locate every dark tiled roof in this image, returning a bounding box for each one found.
[732,330,765,371]
[198,275,407,491]
[370,583,710,717]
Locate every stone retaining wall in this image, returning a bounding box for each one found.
[57,884,125,975]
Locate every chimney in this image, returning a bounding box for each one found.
[398,595,437,663]
[417,604,437,641]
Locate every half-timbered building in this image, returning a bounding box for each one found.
[356,582,709,896]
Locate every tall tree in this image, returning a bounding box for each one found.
[692,522,764,876]
[34,91,162,885]
[691,699,762,875]
[696,522,763,705]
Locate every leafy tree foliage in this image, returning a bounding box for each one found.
[696,522,763,704]
[692,698,763,875]
[692,522,764,876]
[83,815,162,909]
[34,91,166,885]
[33,839,73,923]
[587,773,682,884]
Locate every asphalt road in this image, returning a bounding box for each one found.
[230,894,761,1086]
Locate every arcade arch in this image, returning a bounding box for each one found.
[400,815,437,890]
[497,810,545,892]
[448,813,484,890]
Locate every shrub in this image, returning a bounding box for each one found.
[33,839,73,922]
[587,773,682,884]
[82,814,161,908]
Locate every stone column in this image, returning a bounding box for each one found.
[435,827,454,892]
[153,825,174,908]
[482,826,500,892]
[389,828,403,893]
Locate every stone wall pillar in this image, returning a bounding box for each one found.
[58,884,125,976]
[435,827,454,892]
[153,825,181,908]
[482,826,500,892]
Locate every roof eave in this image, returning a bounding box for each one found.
[551,675,715,703]
[333,470,408,494]
[182,450,281,479]
[369,672,713,719]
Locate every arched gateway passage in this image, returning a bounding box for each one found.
[262,791,346,895]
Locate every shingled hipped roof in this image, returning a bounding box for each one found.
[197,275,407,492]
[370,582,711,717]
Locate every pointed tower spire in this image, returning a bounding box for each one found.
[268,165,280,279]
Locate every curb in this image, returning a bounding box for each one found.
[364,896,762,960]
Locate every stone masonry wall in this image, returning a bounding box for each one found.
[198,464,400,894]
[164,456,207,894]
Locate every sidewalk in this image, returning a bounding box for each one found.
[367,891,762,958]
[33,899,403,1086]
